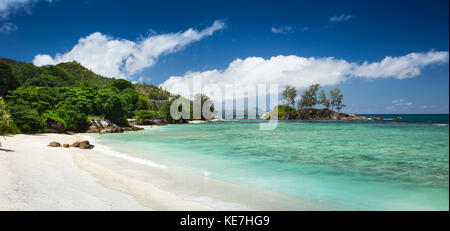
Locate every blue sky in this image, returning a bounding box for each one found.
[0,0,449,113]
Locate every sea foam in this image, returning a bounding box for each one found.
[78,134,167,169]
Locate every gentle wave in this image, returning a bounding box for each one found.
[78,135,253,210]
[433,123,449,126]
[78,134,167,169]
[202,170,211,177]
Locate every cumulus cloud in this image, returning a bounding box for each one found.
[160,51,449,99]
[352,51,449,79]
[0,0,52,18]
[0,22,17,33]
[271,26,293,34]
[33,20,226,78]
[329,14,354,23]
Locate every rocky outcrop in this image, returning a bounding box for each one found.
[370,117,383,120]
[87,119,143,134]
[71,140,94,149]
[265,106,367,121]
[45,118,145,134]
[70,141,80,147]
[281,110,293,120]
[48,141,61,147]
[78,141,89,146]
[48,140,94,149]
[296,108,366,120]
[46,118,65,133]
[79,143,94,149]
[392,116,403,120]
[86,119,111,133]
[339,113,367,120]
[77,140,94,149]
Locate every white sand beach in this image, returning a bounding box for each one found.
[0,130,325,211]
[0,133,209,211]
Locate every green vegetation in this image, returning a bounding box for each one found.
[0,97,12,136]
[93,87,127,125]
[263,105,298,120]
[6,86,92,132]
[289,83,345,112]
[135,83,171,100]
[0,63,18,97]
[319,89,330,109]
[329,88,345,112]
[111,79,134,91]
[0,58,176,133]
[281,85,297,107]
[298,83,321,109]
[134,110,163,120]
[277,105,298,118]
[266,83,346,120]
[158,100,179,123]
[56,61,113,87]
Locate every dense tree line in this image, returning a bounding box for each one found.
[281,83,345,112]
[0,58,173,134]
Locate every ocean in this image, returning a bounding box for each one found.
[91,114,449,210]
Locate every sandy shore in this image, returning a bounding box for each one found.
[0,133,209,211]
[0,131,324,211]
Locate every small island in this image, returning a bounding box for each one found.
[264,84,370,121]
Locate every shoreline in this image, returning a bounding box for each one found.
[87,130,325,211]
[91,121,448,211]
[1,120,447,211]
[0,130,322,211]
[0,133,209,211]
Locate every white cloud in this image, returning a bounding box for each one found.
[33,20,226,78]
[351,51,450,79]
[0,22,17,33]
[0,0,52,18]
[160,51,449,99]
[392,99,413,106]
[271,26,293,34]
[329,14,354,23]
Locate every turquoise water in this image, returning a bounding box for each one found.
[95,115,449,210]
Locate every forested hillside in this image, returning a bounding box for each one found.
[0,58,173,134]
